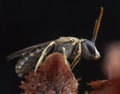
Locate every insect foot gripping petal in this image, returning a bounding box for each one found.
[34,41,55,74]
[20,52,79,94]
[61,47,70,66]
[70,42,81,70]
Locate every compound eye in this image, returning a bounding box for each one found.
[87,44,96,55]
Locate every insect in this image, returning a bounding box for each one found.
[7,7,103,77]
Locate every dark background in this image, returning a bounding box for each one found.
[0,0,120,94]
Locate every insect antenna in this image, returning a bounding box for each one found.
[92,7,104,43]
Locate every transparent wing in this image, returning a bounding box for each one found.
[7,41,51,60]
[7,37,77,60]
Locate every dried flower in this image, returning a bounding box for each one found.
[20,52,79,94]
[87,80,108,89]
[88,78,120,94]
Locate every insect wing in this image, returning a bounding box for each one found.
[7,37,77,60]
[7,41,51,60]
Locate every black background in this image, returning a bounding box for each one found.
[0,0,120,94]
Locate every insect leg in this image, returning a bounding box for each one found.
[34,41,55,74]
[62,47,67,59]
[70,42,81,70]
[71,54,81,70]
[61,47,70,66]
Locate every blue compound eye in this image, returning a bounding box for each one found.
[86,42,96,55]
[81,39,97,59]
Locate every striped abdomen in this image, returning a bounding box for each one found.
[15,49,43,77]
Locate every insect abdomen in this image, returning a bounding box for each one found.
[15,49,42,77]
